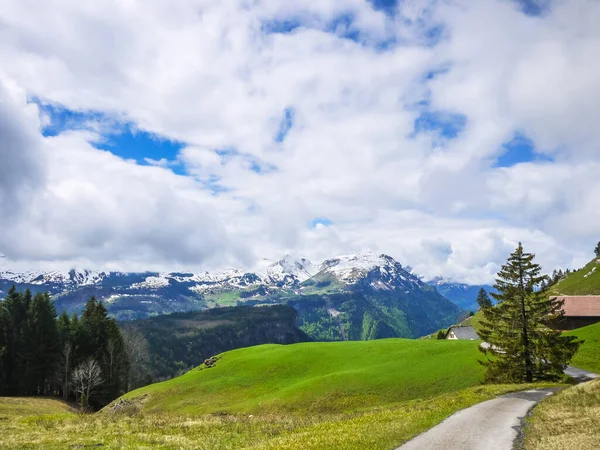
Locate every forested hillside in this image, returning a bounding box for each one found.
[548,257,600,295]
[0,288,128,408]
[121,305,310,380]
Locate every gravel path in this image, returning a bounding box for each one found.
[397,388,557,450]
[397,365,598,450]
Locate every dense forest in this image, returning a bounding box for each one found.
[0,287,131,409]
[121,305,310,380]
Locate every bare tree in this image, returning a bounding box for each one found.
[121,327,150,391]
[106,339,116,384]
[62,342,72,400]
[72,359,103,408]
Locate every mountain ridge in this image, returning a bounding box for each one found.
[0,252,465,339]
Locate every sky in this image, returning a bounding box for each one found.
[0,0,599,284]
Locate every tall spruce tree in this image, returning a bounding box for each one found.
[476,288,492,309]
[479,243,581,383]
[24,293,60,395]
[595,241,600,257]
[0,287,30,394]
[0,299,5,392]
[80,297,128,406]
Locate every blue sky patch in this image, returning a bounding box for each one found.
[275,108,295,142]
[33,98,187,174]
[261,18,304,34]
[517,0,550,16]
[94,126,186,173]
[412,110,467,139]
[367,0,397,16]
[326,13,361,42]
[494,132,554,168]
[35,99,105,137]
[310,218,333,228]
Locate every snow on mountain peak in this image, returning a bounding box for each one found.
[317,252,401,284]
[0,268,106,286]
[259,255,317,284]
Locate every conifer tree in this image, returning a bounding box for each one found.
[0,301,5,392]
[57,311,72,398]
[24,293,60,395]
[479,243,581,383]
[476,288,492,309]
[595,241,600,257]
[0,287,29,394]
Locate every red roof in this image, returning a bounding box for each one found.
[555,296,600,317]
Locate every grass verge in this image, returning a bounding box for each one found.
[524,379,600,450]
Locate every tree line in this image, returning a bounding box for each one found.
[0,288,136,409]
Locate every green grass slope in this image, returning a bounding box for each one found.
[548,258,600,295]
[566,321,600,373]
[0,397,74,418]
[1,385,543,450]
[120,339,484,415]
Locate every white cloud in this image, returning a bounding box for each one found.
[0,0,599,282]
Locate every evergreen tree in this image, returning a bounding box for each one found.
[0,300,5,392]
[595,241,600,257]
[79,297,128,405]
[0,289,130,406]
[0,287,30,394]
[476,288,492,309]
[24,293,60,395]
[57,311,72,399]
[479,243,581,383]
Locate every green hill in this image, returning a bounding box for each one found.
[566,321,600,373]
[548,258,600,295]
[0,397,74,417]
[118,339,484,415]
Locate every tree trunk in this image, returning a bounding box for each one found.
[519,262,533,383]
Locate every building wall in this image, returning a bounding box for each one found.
[553,316,600,331]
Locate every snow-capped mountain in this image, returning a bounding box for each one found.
[0,268,107,286]
[314,252,421,290]
[261,255,317,285]
[0,252,467,339]
[426,277,494,312]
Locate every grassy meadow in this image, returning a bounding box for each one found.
[0,338,504,449]
[0,397,75,417]
[120,339,486,415]
[0,385,550,450]
[0,338,570,449]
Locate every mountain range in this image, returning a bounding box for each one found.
[427,278,495,312]
[0,252,476,339]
